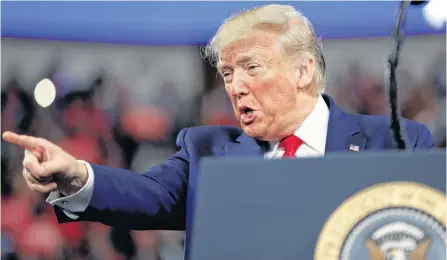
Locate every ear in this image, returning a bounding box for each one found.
[295,54,315,90]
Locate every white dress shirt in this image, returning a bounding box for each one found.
[46,95,330,219]
[264,94,329,159]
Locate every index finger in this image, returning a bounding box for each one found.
[2,131,46,150]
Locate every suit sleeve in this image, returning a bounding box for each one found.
[414,124,435,149]
[53,128,190,231]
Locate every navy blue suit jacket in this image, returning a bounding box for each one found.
[54,95,434,258]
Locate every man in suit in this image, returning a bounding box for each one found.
[2,4,434,259]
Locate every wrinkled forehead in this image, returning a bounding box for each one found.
[217,34,281,67]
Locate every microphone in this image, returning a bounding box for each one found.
[385,0,427,149]
[410,1,427,6]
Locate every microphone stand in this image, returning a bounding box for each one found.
[385,0,411,150]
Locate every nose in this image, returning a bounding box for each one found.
[230,73,250,98]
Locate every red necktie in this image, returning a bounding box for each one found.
[278,135,303,158]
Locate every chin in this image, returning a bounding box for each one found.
[241,124,266,140]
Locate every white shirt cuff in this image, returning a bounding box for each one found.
[46,160,95,219]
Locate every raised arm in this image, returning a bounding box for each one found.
[2,128,190,231]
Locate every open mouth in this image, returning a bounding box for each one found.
[239,106,254,116]
[239,106,256,124]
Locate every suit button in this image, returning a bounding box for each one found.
[62,201,68,205]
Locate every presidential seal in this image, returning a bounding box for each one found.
[314,182,446,260]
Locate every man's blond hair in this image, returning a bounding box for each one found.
[203,4,326,94]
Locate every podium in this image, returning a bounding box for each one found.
[189,150,446,260]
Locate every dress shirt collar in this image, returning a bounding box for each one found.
[267,94,330,154]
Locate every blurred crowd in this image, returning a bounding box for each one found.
[1,36,445,260]
[330,55,446,147]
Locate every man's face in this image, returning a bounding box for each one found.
[218,34,300,141]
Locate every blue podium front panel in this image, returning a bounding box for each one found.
[190,151,446,260]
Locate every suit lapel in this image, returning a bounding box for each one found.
[224,133,267,157]
[323,94,368,152]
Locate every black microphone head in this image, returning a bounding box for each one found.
[410,1,427,6]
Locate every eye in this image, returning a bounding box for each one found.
[248,64,259,70]
[222,71,231,77]
[221,71,233,82]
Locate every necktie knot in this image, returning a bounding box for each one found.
[278,135,303,158]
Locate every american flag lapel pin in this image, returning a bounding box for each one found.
[349,144,360,152]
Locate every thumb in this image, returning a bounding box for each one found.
[40,159,68,178]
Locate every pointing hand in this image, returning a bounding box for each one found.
[2,131,88,196]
